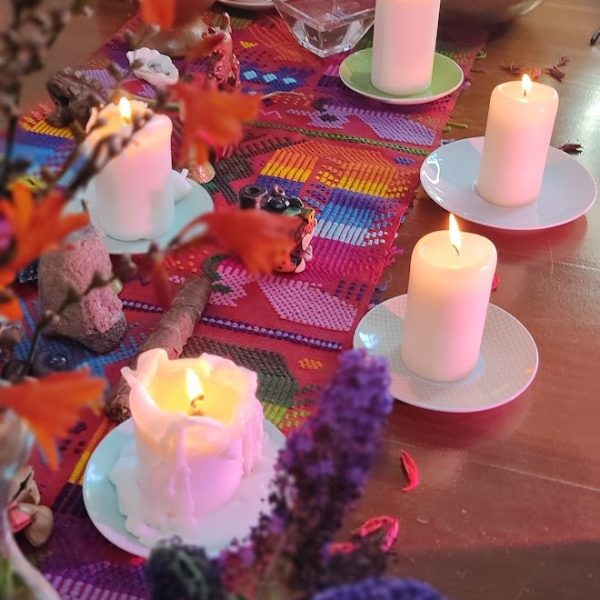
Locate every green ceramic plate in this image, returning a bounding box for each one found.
[339,49,464,105]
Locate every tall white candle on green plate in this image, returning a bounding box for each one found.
[478,75,559,207]
[371,0,441,95]
[401,215,497,382]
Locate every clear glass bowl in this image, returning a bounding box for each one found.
[273,0,376,58]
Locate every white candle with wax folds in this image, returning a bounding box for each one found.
[121,348,264,532]
[371,0,441,95]
[401,215,497,382]
[86,98,174,241]
[478,75,559,207]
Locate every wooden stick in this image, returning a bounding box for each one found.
[105,275,212,422]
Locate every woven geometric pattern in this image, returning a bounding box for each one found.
[11,9,486,597]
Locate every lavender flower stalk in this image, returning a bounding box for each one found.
[248,349,394,598]
[313,578,445,600]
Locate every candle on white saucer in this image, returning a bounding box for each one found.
[371,0,441,95]
[478,75,559,207]
[86,98,174,241]
[401,215,497,382]
[120,348,264,531]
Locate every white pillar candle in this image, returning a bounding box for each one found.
[86,98,174,241]
[371,0,441,95]
[401,215,497,382]
[120,349,264,531]
[478,76,559,207]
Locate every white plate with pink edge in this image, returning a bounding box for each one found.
[83,418,285,557]
[353,295,539,413]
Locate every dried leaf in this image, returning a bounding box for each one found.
[0,184,89,289]
[173,79,260,167]
[179,210,299,275]
[400,450,420,492]
[352,516,400,552]
[558,143,583,154]
[139,0,175,30]
[544,66,566,82]
[1,370,105,470]
[0,288,21,320]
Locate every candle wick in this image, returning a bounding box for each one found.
[190,395,205,416]
[452,244,460,257]
[523,89,528,98]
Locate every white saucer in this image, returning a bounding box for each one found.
[218,0,273,10]
[353,295,539,413]
[65,176,213,254]
[420,137,597,231]
[83,418,285,557]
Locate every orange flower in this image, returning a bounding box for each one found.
[173,80,261,166]
[178,210,300,275]
[139,0,176,30]
[1,370,106,470]
[0,183,89,319]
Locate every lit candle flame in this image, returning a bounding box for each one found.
[119,96,132,124]
[186,369,204,415]
[522,74,532,98]
[449,214,461,256]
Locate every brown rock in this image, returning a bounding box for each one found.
[38,226,127,353]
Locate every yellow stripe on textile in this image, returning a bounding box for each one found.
[69,419,112,485]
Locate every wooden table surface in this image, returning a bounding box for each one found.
[4,0,600,598]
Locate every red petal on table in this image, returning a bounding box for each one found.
[328,542,359,555]
[353,516,400,552]
[400,450,420,492]
[8,504,33,533]
[492,273,500,292]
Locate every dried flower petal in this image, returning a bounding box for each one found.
[353,516,400,552]
[559,143,583,154]
[1,370,105,469]
[328,542,359,555]
[8,504,33,534]
[400,450,420,492]
[492,273,500,292]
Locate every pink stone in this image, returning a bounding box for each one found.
[38,226,126,353]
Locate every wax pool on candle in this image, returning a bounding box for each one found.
[86,98,174,241]
[371,0,441,95]
[478,76,559,207]
[401,216,497,382]
[119,349,264,531]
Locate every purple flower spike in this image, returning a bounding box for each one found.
[313,578,446,600]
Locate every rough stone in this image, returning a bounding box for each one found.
[38,226,126,353]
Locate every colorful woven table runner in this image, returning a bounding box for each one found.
[12,9,485,598]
